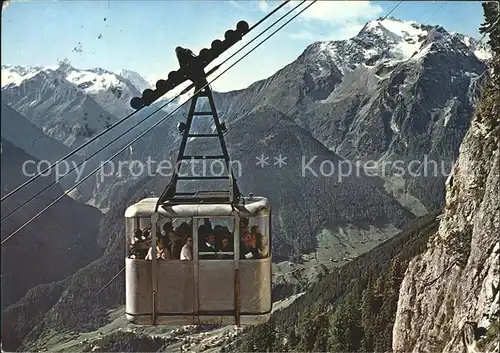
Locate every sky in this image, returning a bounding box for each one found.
[1,0,488,92]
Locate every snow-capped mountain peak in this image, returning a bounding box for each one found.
[1,64,51,87]
[303,17,430,76]
[307,16,491,78]
[119,69,155,93]
[356,17,429,63]
[2,61,138,95]
[65,67,125,94]
[363,17,427,40]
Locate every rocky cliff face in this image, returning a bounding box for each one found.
[392,59,499,352]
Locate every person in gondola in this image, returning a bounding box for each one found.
[130,229,149,259]
[217,236,233,259]
[180,236,193,260]
[145,236,171,260]
[240,230,260,260]
[250,225,262,249]
[199,232,217,259]
[163,222,183,259]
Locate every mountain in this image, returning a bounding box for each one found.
[0,139,104,310]
[1,64,119,149]
[37,17,491,213]
[207,17,490,210]
[119,69,155,93]
[0,103,84,190]
[0,62,176,152]
[1,102,70,162]
[392,55,499,353]
[2,62,142,117]
[1,62,185,208]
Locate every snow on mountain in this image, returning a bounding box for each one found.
[66,68,125,95]
[453,32,493,60]
[2,63,138,116]
[119,69,155,93]
[309,17,491,77]
[362,17,428,62]
[1,61,192,209]
[1,65,51,87]
[1,63,189,116]
[61,65,143,117]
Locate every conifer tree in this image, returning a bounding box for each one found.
[479,2,500,55]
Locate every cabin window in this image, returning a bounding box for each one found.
[158,217,193,260]
[196,217,234,260]
[126,217,152,259]
[240,216,270,259]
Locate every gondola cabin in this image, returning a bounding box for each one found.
[124,194,272,325]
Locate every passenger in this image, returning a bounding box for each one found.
[198,220,212,240]
[143,226,152,235]
[213,225,224,249]
[218,236,233,259]
[180,236,193,260]
[171,234,184,259]
[142,227,152,248]
[131,229,148,259]
[199,232,217,259]
[200,232,217,252]
[162,222,183,260]
[259,234,269,258]
[221,236,232,251]
[251,225,264,253]
[240,230,260,260]
[145,237,171,260]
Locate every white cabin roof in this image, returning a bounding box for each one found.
[125,197,270,218]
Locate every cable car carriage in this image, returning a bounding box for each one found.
[125,194,272,326]
[124,27,272,325]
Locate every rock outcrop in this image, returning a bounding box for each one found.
[392,57,499,352]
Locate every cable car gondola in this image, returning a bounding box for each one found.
[124,195,272,326]
[124,24,272,326]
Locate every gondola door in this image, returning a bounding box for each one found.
[194,216,238,317]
